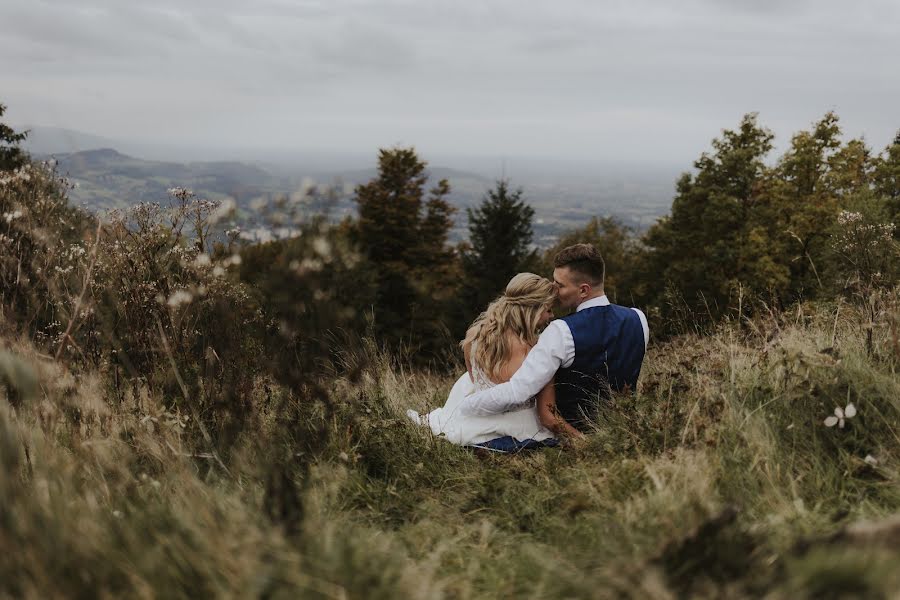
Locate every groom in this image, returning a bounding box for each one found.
[459,243,649,431]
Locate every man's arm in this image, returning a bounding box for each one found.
[458,320,572,417]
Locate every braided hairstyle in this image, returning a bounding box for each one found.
[461,273,556,382]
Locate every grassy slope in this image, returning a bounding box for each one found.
[2,298,899,599]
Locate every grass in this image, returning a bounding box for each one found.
[2,296,900,599]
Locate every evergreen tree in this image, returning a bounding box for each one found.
[460,180,537,320]
[354,147,456,353]
[0,104,28,171]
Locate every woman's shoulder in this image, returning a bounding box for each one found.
[495,335,530,382]
[505,334,531,356]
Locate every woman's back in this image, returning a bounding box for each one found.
[467,334,530,390]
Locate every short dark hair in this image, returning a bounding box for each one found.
[553,243,605,286]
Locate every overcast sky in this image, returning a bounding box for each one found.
[2,0,898,166]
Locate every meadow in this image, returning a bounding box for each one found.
[3,294,899,598]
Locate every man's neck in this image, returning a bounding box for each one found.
[573,291,608,312]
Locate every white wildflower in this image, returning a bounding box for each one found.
[249,197,267,212]
[166,290,193,308]
[209,198,236,224]
[864,454,878,466]
[312,237,331,257]
[837,211,863,226]
[167,187,192,197]
[824,402,856,428]
[194,253,211,267]
[3,210,23,223]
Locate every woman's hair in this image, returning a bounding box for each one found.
[460,272,556,382]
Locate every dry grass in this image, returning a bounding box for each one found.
[3,294,899,599]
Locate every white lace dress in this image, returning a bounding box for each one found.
[426,358,555,446]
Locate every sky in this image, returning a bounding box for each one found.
[2,0,899,166]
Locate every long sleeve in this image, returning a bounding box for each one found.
[458,320,573,417]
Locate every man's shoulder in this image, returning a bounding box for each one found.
[562,303,637,319]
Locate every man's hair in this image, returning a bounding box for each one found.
[553,243,605,286]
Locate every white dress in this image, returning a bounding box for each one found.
[426,356,555,446]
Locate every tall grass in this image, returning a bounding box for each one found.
[2,294,899,598]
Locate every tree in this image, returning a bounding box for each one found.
[0,103,29,171]
[641,113,779,320]
[354,147,456,353]
[873,131,900,228]
[460,180,537,320]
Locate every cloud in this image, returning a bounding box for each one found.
[1,0,898,162]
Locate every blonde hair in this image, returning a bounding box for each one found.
[461,273,556,382]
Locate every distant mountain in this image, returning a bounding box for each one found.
[21,126,120,156]
[41,148,278,212]
[19,125,676,242]
[33,147,497,242]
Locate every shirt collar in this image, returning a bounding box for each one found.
[576,294,610,312]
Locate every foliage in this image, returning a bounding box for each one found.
[353,147,459,357]
[459,179,538,329]
[639,113,899,336]
[0,103,28,171]
[641,113,779,325]
[1,161,94,334]
[873,131,900,223]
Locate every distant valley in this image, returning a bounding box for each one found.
[25,126,679,246]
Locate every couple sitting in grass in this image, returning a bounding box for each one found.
[407,243,650,452]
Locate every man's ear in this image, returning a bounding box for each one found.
[579,283,591,298]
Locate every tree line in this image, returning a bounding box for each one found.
[3,102,899,367]
[242,112,900,359]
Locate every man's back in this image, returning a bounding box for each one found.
[554,303,646,429]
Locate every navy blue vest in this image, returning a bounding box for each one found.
[554,303,646,429]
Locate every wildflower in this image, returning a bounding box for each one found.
[837,210,863,226]
[864,454,878,466]
[224,254,242,267]
[194,253,211,267]
[824,403,856,428]
[167,187,193,198]
[312,237,332,257]
[3,210,23,223]
[166,290,193,308]
[208,198,236,224]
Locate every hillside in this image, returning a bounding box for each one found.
[5,110,898,598]
[2,296,899,598]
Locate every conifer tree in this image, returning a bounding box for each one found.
[354,147,456,352]
[460,180,537,320]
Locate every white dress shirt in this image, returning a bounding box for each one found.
[458,295,649,417]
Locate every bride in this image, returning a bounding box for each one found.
[407,273,583,452]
